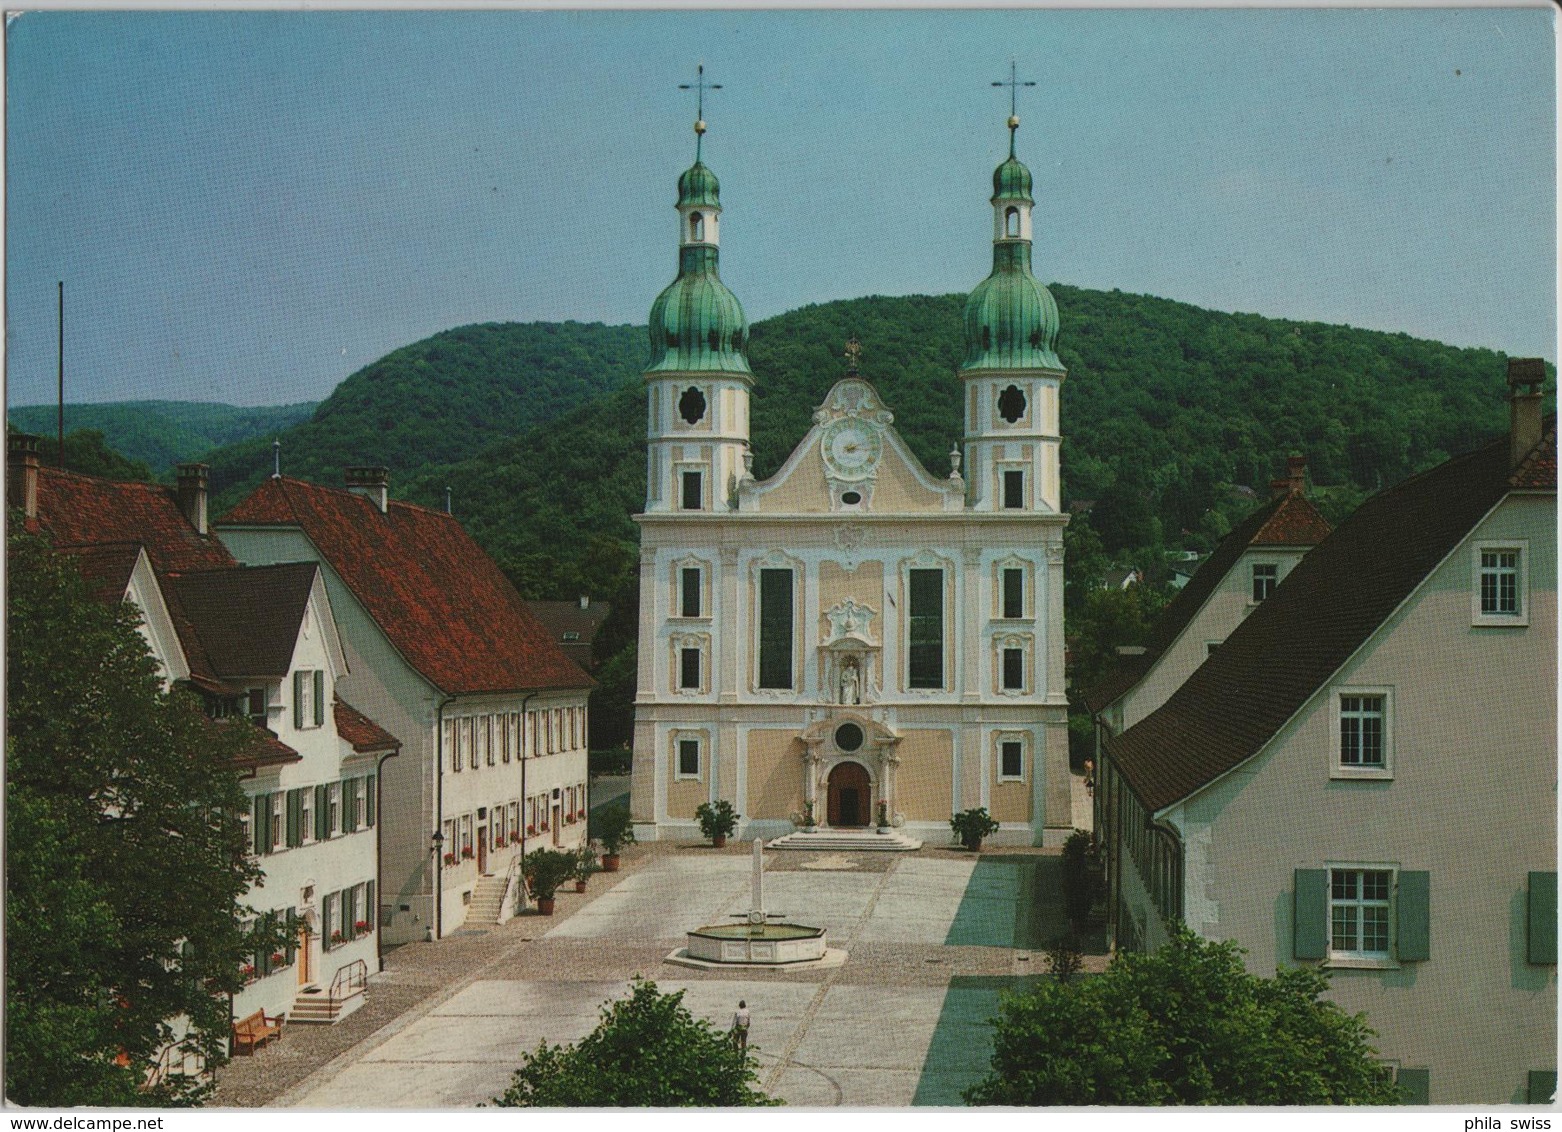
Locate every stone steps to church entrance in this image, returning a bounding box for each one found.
[766,829,923,852]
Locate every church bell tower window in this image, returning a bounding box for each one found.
[998,385,1026,424]
[1003,469,1025,510]
[1005,206,1020,238]
[689,212,705,242]
[679,387,707,425]
[680,470,703,511]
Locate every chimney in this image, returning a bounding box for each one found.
[1287,455,1307,496]
[344,466,389,513]
[578,594,590,611]
[1508,358,1545,469]
[8,433,40,519]
[175,462,209,535]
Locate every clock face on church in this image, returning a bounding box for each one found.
[822,419,882,479]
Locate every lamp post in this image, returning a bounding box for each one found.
[428,830,445,942]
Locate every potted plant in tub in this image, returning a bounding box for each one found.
[876,800,891,834]
[522,847,577,916]
[695,799,739,849]
[572,844,598,893]
[950,806,1000,852]
[591,802,635,872]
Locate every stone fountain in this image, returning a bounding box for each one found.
[666,838,843,969]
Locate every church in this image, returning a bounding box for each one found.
[629,97,1073,846]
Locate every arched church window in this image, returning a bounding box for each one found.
[998,385,1027,424]
[689,212,705,242]
[678,387,707,425]
[1005,206,1020,238]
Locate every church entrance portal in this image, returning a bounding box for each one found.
[827,762,871,828]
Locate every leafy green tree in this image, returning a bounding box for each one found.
[1065,582,1170,699]
[5,530,276,1106]
[492,978,779,1107]
[963,926,1402,1106]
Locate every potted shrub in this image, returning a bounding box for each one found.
[572,844,599,893]
[695,799,739,848]
[801,799,817,831]
[950,807,1000,851]
[523,847,577,915]
[591,802,635,872]
[876,800,891,834]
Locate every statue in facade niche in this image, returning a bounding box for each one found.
[839,659,862,705]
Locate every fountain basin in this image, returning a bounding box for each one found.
[685,922,827,964]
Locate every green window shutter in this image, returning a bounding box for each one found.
[258,912,274,976]
[286,789,302,848]
[313,670,325,727]
[1396,1067,1429,1105]
[341,778,355,832]
[365,775,376,827]
[252,794,269,856]
[1293,869,1327,960]
[315,784,328,841]
[284,908,298,965]
[321,895,333,952]
[294,671,305,729]
[1528,871,1557,965]
[1528,1070,1556,1104]
[366,880,376,933]
[1397,871,1430,962]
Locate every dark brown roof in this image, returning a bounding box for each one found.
[167,564,320,680]
[1108,423,1556,813]
[529,599,612,669]
[1083,493,1332,712]
[219,478,592,696]
[334,698,399,754]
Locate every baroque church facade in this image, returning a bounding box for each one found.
[630,106,1074,846]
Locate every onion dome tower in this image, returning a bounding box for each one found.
[960,65,1066,514]
[644,66,753,514]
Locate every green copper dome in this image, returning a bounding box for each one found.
[992,154,1033,202]
[646,244,752,374]
[962,243,1061,371]
[677,161,721,209]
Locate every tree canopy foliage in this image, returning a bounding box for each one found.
[492,978,778,1107]
[5,530,277,1106]
[963,926,1402,1106]
[8,402,315,476]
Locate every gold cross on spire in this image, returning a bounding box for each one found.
[992,60,1036,150]
[679,63,722,160]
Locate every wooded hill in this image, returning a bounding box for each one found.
[7,400,316,476]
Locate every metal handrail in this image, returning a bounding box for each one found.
[327,957,368,1005]
[144,1039,203,1090]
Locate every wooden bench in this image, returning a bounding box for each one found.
[232,1009,283,1055]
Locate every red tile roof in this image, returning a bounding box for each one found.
[219,478,592,695]
[1108,421,1556,813]
[56,541,142,606]
[220,720,302,771]
[1083,491,1333,713]
[334,698,400,754]
[33,468,235,574]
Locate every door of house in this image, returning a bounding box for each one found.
[552,801,563,846]
[477,825,488,874]
[297,925,312,986]
[827,761,871,828]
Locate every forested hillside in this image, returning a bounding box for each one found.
[6,400,316,475]
[204,321,645,509]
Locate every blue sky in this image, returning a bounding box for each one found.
[6,8,1555,407]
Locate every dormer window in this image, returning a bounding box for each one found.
[1005,206,1020,238]
[689,212,705,242]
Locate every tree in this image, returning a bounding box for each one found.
[963,926,1402,1106]
[5,530,275,1106]
[492,978,779,1107]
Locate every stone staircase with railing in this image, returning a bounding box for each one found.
[766,828,923,852]
[290,958,368,1026]
[466,870,513,926]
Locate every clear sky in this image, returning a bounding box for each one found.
[5,7,1556,408]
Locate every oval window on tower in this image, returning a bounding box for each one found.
[679,387,708,425]
[998,385,1027,424]
[690,212,705,242]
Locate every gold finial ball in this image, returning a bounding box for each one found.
[1008,114,1020,130]
[694,119,707,135]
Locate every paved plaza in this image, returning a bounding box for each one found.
[213,775,1099,1109]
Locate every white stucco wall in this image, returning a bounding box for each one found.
[1171,494,1556,1103]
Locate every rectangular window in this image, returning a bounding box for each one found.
[466,718,478,769]
[445,719,458,773]
[342,778,358,833]
[247,687,267,724]
[679,647,701,689]
[322,893,338,951]
[300,787,314,845]
[1339,694,1385,768]
[1002,647,1024,691]
[269,794,285,852]
[1003,469,1025,509]
[908,568,945,689]
[1252,563,1278,603]
[758,568,795,690]
[681,470,702,511]
[681,567,702,618]
[1001,567,1024,619]
[294,670,313,730]
[1330,868,1392,958]
[484,716,495,766]
[313,670,325,727]
[678,738,700,778]
[326,782,340,837]
[1000,740,1023,779]
[442,818,455,861]
[1481,548,1520,615]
